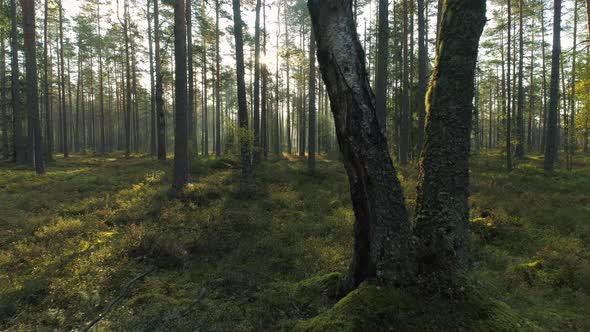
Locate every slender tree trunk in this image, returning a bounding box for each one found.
[375,0,389,135]
[285,4,291,155]
[309,0,412,290]
[44,0,52,160]
[569,0,578,170]
[215,0,221,156]
[307,29,316,173]
[10,0,24,164]
[187,0,195,158]
[261,0,268,159]
[154,0,165,160]
[0,1,7,160]
[58,0,68,157]
[148,0,156,156]
[414,0,486,291]
[253,0,261,164]
[417,0,427,156]
[540,5,547,151]
[506,0,513,171]
[544,0,561,172]
[232,0,251,176]
[21,0,45,174]
[400,0,410,165]
[174,0,189,190]
[515,0,525,159]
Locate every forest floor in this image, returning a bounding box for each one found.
[0,152,589,331]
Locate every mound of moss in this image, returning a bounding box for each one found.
[294,282,540,332]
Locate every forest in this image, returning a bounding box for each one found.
[0,0,589,330]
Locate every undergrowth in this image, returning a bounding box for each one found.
[0,152,588,330]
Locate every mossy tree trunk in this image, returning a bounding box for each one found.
[173,0,188,190]
[413,0,486,291]
[308,0,412,290]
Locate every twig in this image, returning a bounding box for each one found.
[153,288,207,331]
[83,267,156,332]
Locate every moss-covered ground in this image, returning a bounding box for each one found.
[0,152,588,330]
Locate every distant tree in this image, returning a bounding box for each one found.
[21,0,45,174]
[58,0,68,157]
[515,0,525,159]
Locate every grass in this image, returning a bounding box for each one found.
[0,152,588,330]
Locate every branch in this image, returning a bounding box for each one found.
[82,267,156,332]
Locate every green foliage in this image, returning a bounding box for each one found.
[0,152,589,330]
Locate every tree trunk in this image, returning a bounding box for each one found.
[154,0,166,160]
[10,0,24,164]
[285,4,291,155]
[307,29,316,173]
[261,0,268,159]
[44,0,53,159]
[232,0,251,176]
[148,0,156,156]
[400,0,410,165]
[417,0,427,156]
[375,0,389,135]
[544,0,561,172]
[253,0,261,164]
[21,0,45,174]
[0,0,7,160]
[215,0,221,156]
[309,0,412,290]
[515,0,525,159]
[174,0,189,190]
[506,0,513,171]
[414,0,486,291]
[187,0,195,157]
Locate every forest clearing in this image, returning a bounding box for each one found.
[1,0,590,330]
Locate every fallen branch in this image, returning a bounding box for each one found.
[83,267,156,332]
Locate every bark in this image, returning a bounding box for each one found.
[253,0,261,164]
[308,0,412,289]
[21,0,45,174]
[414,0,486,291]
[544,0,561,172]
[10,0,24,164]
[285,4,291,155]
[375,0,389,135]
[232,0,251,175]
[97,0,105,155]
[174,0,189,190]
[154,0,166,160]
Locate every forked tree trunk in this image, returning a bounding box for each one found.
[308,0,412,290]
[413,0,486,291]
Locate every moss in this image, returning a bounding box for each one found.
[295,283,540,332]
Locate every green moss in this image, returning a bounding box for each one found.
[295,283,540,332]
